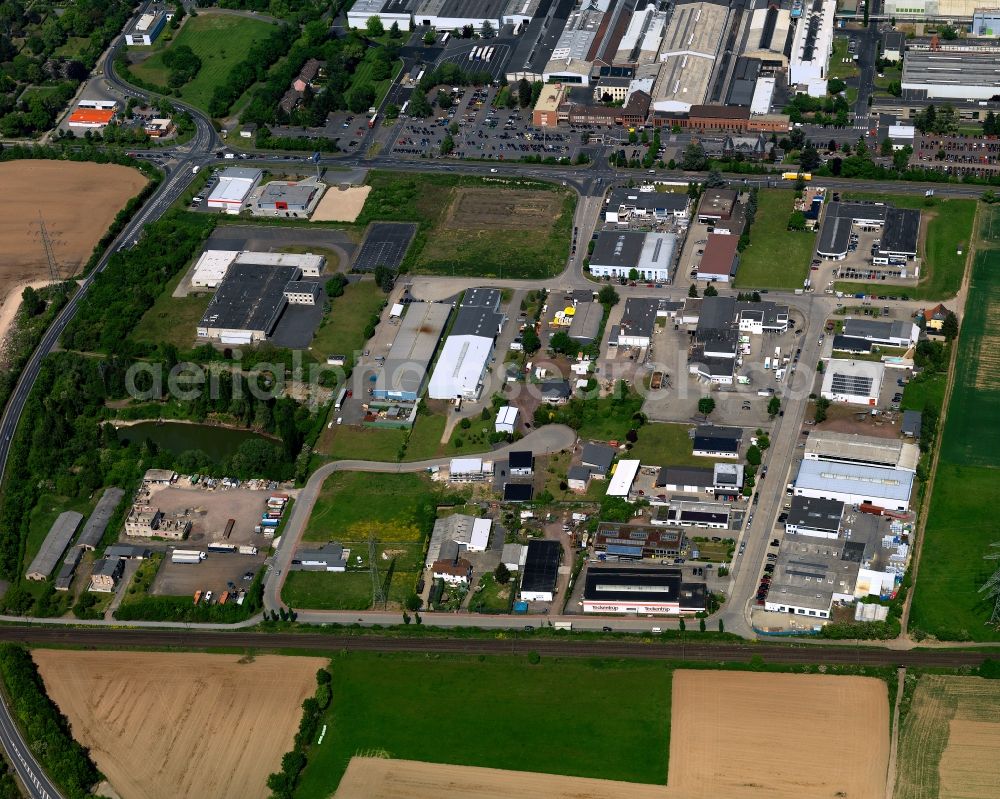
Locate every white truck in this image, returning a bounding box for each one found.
[238,545,258,556]
[171,549,206,564]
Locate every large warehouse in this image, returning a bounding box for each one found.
[901,50,1000,101]
[805,430,920,472]
[788,0,836,97]
[428,288,504,400]
[792,459,914,512]
[251,178,325,217]
[588,230,678,283]
[190,250,325,288]
[583,567,707,615]
[373,302,451,401]
[347,0,416,30]
[197,264,307,344]
[26,511,84,581]
[207,168,263,215]
[649,2,729,112]
[817,202,920,265]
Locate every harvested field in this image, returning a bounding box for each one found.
[896,675,1000,799]
[668,670,889,799]
[312,186,372,222]
[440,188,563,231]
[0,161,146,281]
[33,650,323,799]
[335,758,670,799]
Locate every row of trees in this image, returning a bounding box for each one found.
[267,667,332,798]
[0,645,101,797]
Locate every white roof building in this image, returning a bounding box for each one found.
[428,334,494,400]
[234,251,325,276]
[191,250,239,288]
[788,0,836,97]
[821,360,885,406]
[606,459,641,497]
[207,168,263,215]
[495,405,519,434]
[793,459,914,512]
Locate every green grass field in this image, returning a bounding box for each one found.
[316,423,408,462]
[628,422,705,467]
[283,565,419,610]
[292,652,672,798]
[911,249,1000,641]
[310,280,385,367]
[900,372,947,414]
[356,171,575,279]
[129,14,274,111]
[132,269,211,349]
[828,38,860,81]
[304,471,437,542]
[734,190,814,290]
[833,194,977,300]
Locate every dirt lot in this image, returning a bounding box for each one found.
[441,188,562,231]
[140,484,269,546]
[33,650,323,799]
[811,402,905,438]
[896,675,1000,799]
[668,670,889,799]
[0,160,146,279]
[335,758,670,799]
[312,185,372,222]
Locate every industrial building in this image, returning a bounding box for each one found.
[901,50,1000,101]
[692,425,742,458]
[609,296,659,348]
[658,499,731,529]
[251,178,325,217]
[568,301,603,343]
[26,511,83,581]
[424,513,492,567]
[743,3,792,69]
[805,430,920,472]
[506,0,573,82]
[291,542,347,572]
[604,188,689,224]
[54,546,84,591]
[696,188,738,223]
[347,0,416,30]
[606,459,640,497]
[583,566,706,615]
[784,496,845,539]
[190,250,325,289]
[542,1,608,86]
[68,107,116,128]
[373,302,451,401]
[197,264,305,344]
[696,233,740,283]
[588,230,677,283]
[793,458,914,511]
[788,0,836,97]
[763,537,860,619]
[125,10,167,45]
[821,359,885,406]
[885,0,993,18]
[427,335,493,400]
[593,524,683,560]
[649,2,729,112]
[518,539,561,602]
[207,168,263,215]
[817,202,920,266]
[841,318,920,348]
[77,487,126,550]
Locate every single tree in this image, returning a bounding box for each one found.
[480,20,495,38]
[423,29,436,45]
[698,397,716,416]
[389,21,401,38]
[598,285,620,306]
[494,563,511,584]
[704,169,726,188]
[746,444,761,466]
[941,311,959,341]
[366,15,385,37]
[688,283,699,298]
[518,78,532,108]
[767,396,781,417]
[814,397,831,423]
[704,284,718,297]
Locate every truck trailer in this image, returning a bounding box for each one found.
[238,545,258,555]
[172,549,206,564]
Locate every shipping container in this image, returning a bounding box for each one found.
[238,545,258,556]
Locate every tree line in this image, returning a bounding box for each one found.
[0,645,101,798]
[267,666,333,798]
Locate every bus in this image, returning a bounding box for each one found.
[468,48,475,61]
[335,387,348,410]
[399,100,409,117]
[764,357,772,371]
[782,171,812,181]
[485,47,494,62]
[440,31,450,45]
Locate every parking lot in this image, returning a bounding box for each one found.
[151,549,264,598]
[353,222,417,272]
[388,84,579,162]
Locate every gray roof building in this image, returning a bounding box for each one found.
[902,409,922,438]
[292,542,347,571]
[591,230,645,269]
[656,465,714,488]
[581,442,616,474]
[726,56,761,106]
[617,297,659,342]
[785,496,845,535]
[105,544,152,559]
[901,50,1000,102]
[198,263,299,342]
[77,487,126,550]
[26,511,84,581]
[842,318,918,345]
[568,302,604,343]
[374,302,451,401]
[54,546,84,591]
[880,207,920,257]
[506,0,573,81]
[568,465,593,483]
[452,288,504,339]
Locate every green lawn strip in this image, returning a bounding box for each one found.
[628,422,706,468]
[469,571,514,613]
[833,194,976,301]
[937,250,1000,468]
[829,38,859,81]
[900,371,946,414]
[283,566,420,611]
[132,268,212,349]
[309,280,386,368]
[292,652,672,798]
[402,411,447,460]
[317,424,407,462]
[909,463,1000,642]
[130,15,275,111]
[303,472,437,542]
[734,190,815,290]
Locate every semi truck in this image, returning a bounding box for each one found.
[207,542,237,553]
[238,545,258,556]
[172,549,205,564]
